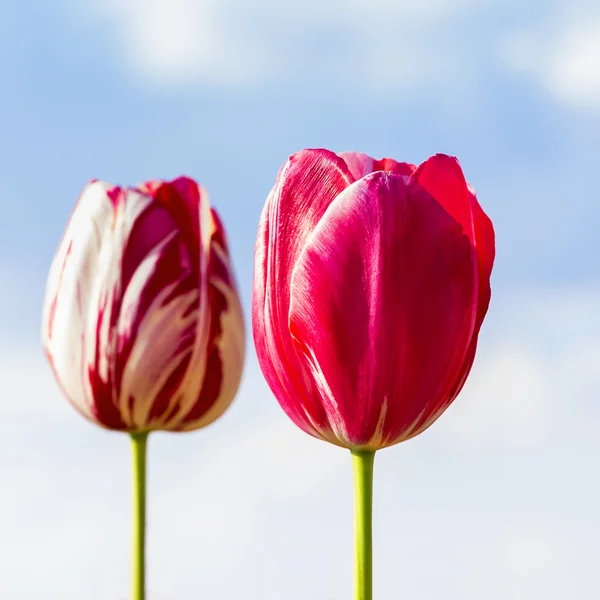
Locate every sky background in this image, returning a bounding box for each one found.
[1,0,599,598]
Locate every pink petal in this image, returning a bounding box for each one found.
[288,171,478,448]
[413,155,475,241]
[470,186,495,323]
[252,149,355,440]
[412,154,495,328]
[339,151,416,179]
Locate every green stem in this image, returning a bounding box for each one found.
[131,432,148,600]
[351,449,375,600]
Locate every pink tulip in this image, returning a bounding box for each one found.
[253,149,495,450]
[42,176,245,433]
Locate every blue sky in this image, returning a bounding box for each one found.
[1,0,599,598]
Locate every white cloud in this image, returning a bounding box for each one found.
[0,348,73,419]
[440,341,554,449]
[438,285,600,448]
[3,284,600,598]
[499,6,600,109]
[75,0,480,93]
[545,20,600,107]
[80,0,269,85]
[50,0,600,109]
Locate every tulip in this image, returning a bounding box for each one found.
[252,149,495,600]
[42,177,245,600]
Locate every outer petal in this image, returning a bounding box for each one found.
[469,185,495,323]
[252,149,355,441]
[412,154,495,326]
[339,151,416,179]
[288,171,478,449]
[410,156,495,437]
[134,177,214,430]
[42,181,115,424]
[42,181,155,428]
[178,207,245,431]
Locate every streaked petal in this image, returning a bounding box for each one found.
[43,181,153,428]
[84,186,189,430]
[288,171,478,448]
[178,208,245,430]
[113,226,199,429]
[134,179,213,430]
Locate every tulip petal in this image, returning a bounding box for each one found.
[411,156,495,437]
[412,154,495,326]
[178,208,245,431]
[138,180,214,430]
[253,149,355,441]
[469,186,495,322]
[288,172,478,448]
[340,151,416,179]
[43,181,153,428]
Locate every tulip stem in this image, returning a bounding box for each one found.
[351,449,375,600]
[131,432,148,600]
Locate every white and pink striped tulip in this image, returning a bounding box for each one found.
[42,177,244,432]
